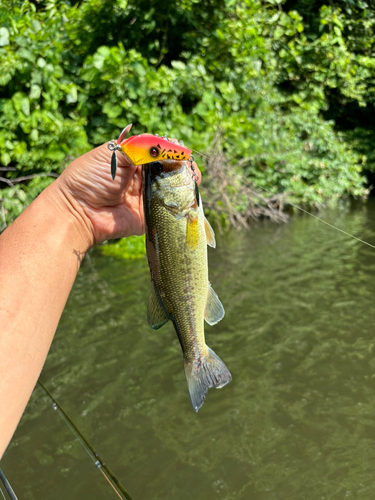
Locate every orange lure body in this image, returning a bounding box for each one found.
[108,123,192,179]
[120,134,192,165]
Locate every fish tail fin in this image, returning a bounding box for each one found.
[183,346,232,412]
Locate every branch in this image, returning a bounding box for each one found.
[0,177,14,187]
[0,172,59,187]
[202,133,289,229]
[10,173,59,182]
[0,167,16,171]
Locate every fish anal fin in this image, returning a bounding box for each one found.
[204,217,216,248]
[184,347,232,412]
[204,283,225,325]
[147,282,168,330]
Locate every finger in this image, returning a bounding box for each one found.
[94,143,137,186]
[116,148,133,168]
[129,165,143,196]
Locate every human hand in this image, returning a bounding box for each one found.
[54,143,143,247]
[51,140,201,250]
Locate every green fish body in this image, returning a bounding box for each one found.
[143,159,231,411]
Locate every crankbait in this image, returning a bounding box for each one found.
[107,124,192,179]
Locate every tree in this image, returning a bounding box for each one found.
[0,0,371,231]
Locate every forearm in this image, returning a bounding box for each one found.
[0,180,91,457]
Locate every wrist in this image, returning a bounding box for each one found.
[43,179,95,254]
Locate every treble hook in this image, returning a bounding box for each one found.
[107,123,133,180]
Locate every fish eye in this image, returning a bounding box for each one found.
[150,161,163,172]
[150,147,158,157]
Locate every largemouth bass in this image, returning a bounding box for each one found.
[143,159,232,411]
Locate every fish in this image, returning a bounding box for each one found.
[141,158,232,412]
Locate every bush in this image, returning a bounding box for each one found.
[0,0,373,235]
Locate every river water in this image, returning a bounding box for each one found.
[3,200,375,500]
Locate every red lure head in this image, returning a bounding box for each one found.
[119,133,192,166]
[108,124,192,179]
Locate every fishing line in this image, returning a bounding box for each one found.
[191,148,375,251]
[0,469,18,500]
[37,381,132,500]
[256,185,375,251]
[190,148,210,160]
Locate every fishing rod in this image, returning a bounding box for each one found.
[190,147,375,251]
[37,381,133,500]
[0,468,18,500]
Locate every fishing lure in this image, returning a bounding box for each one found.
[108,124,192,179]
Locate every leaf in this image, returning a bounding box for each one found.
[30,129,38,141]
[31,19,42,33]
[93,54,105,71]
[80,66,98,81]
[171,60,186,70]
[1,152,11,166]
[103,102,122,118]
[0,27,9,47]
[66,87,77,104]
[46,145,65,161]
[97,46,111,58]
[133,63,146,76]
[21,97,30,116]
[29,85,41,100]
[37,57,46,68]
[18,48,36,63]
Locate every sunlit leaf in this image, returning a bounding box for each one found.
[0,27,9,47]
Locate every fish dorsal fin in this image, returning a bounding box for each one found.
[147,282,169,330]
[204,283,225,325]
[204,217,216,248]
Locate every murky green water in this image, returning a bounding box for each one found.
[3,201,375,500]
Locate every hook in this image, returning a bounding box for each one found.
[107,123,133,180]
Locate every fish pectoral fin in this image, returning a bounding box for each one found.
[186,215,199,250]
[204,216,216,248]
[147,283,169,330]
[204,283,225,325]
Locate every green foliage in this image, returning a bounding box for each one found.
[100,235,146,259]
[0,0,89,227]
[1,0,374,236]
[261,0,375,160]
[273,0,375,106]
